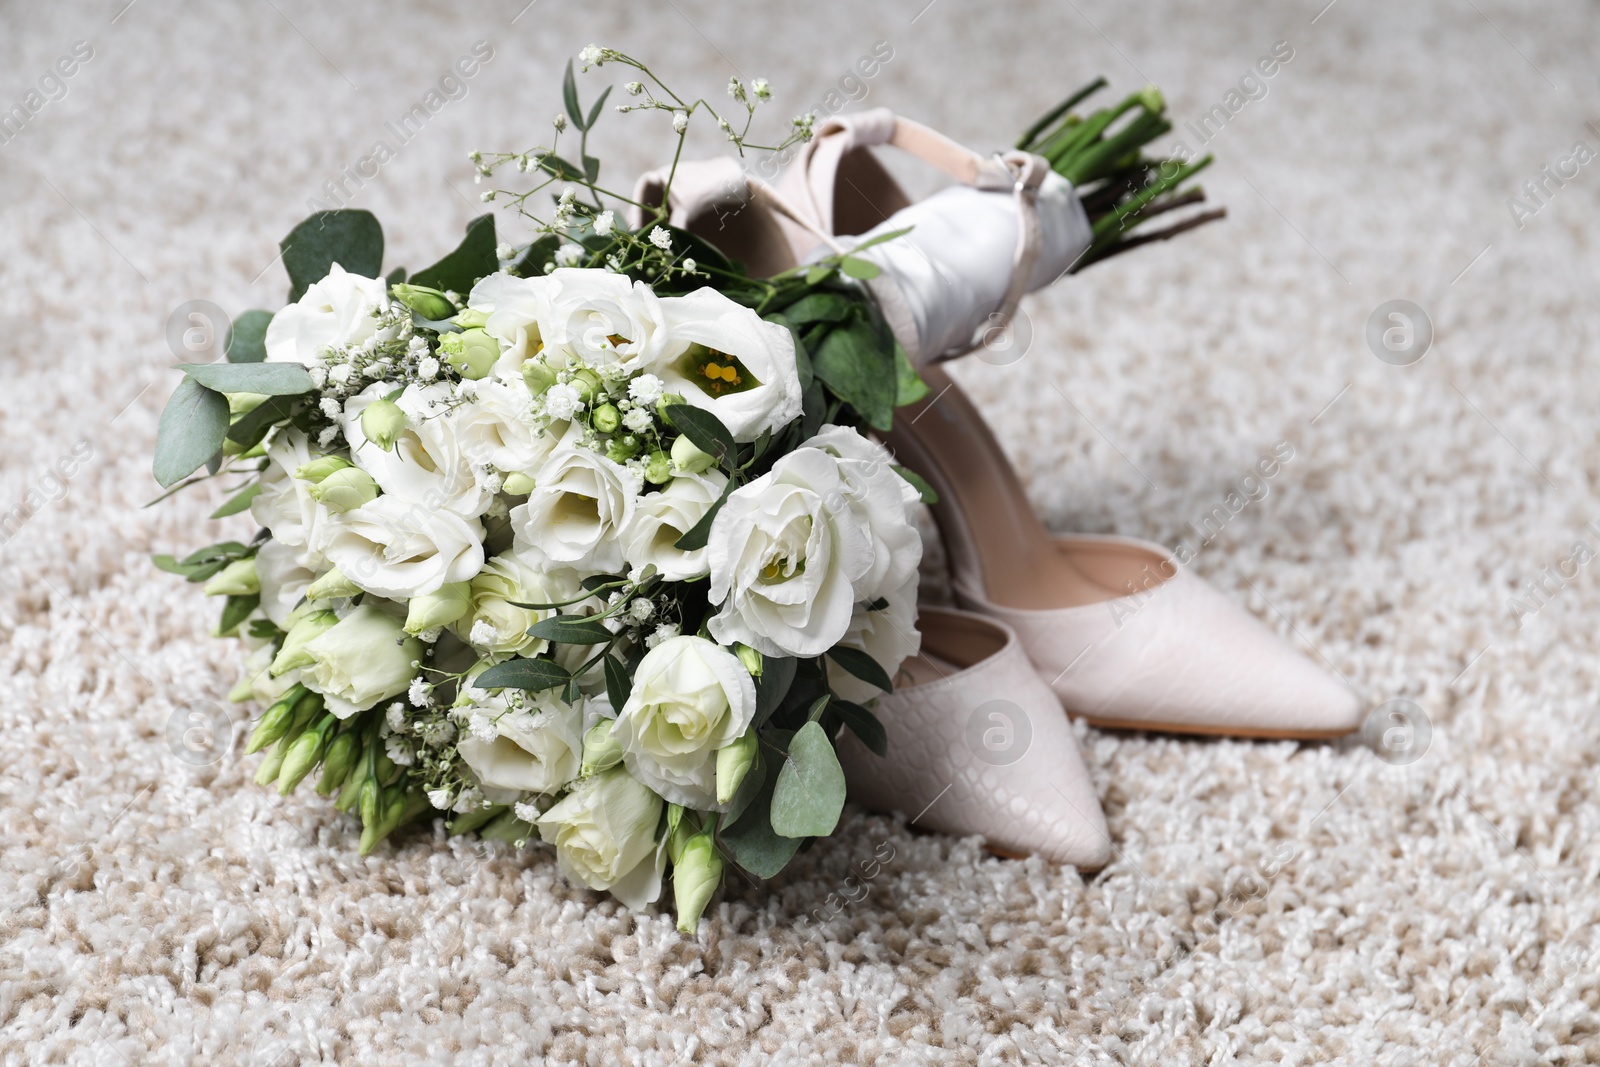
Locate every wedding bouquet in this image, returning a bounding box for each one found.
[152,49,1214,932]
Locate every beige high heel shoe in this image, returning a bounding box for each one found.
[833,606,1111,871]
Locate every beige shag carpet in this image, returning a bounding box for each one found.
[5,0,1600,1063]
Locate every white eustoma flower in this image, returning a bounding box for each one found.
[264,263,389,366]
[465,272,553,381]
[826,573,922,703]
[454,376,562,478]
[542,268,669,375]
[621,470,728,580]
[301,604,423,719]
[510,443,638,572]
[342,382,493,519]
[455,549,583,657]
[322,495,485,600]
[254,538,320,628]
[654,288,803,442]
[800,424,922,597]
[454,685,585,795]
[249,431,336,563]
[612,635,755,809]
[536,768,666,908]
[705,446,875,657]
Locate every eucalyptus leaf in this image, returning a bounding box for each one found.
[280,209,384,302]
[224,310,273,363]
[153,379,230,488]
[409,214,497,295]
[719,749,803,878]
[473,657,572,692]
[179,361,313,396]
[770,721,847,839]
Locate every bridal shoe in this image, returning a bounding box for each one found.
[889,365,1362,738]
[832,606,1111,871]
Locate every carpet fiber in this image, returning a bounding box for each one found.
[4,1,1600,1063]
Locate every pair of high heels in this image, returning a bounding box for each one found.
[634,109,1363,870]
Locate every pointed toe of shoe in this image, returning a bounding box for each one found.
[835,608,1111,871]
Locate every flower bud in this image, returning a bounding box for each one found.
[271,609,338,675]
[453,307,490,329]
[671,434,716,475]
[673,829,724,934]
[295,455,353,483]
[572,369,603,403]
[246,683,306,754]
[715,728,758,805]
[335,761,367,812]
[655,392,687,418]
[277,716,331,795]
[501,472,536,495]
[581,718,624,776]
[389,283,456,321]
[316,730,360,795]
[605,434,640,464]
[592,402,621,434]
[228,391,269,418]
[358,777,380,830]
[1136,84,1165,114]
[522,359,558,396]
[202,558,259,597]
[307,467,380,513]
[644,450,673,485]
[405,581,472,634]
[254,741,288,785]
[734,643,763,678]
[440,327,499,380]
[360,398,408,451]
[306,567,363,601]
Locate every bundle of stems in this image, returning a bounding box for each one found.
[1017,77,1226,272]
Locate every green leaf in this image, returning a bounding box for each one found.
[893,343,930,406]
[473,657,572,692]
[663,403,736,467]
[526,615,615,645]
[386,266,408,285]
[583,154,600,184]
[512,235,561,278]
[179,361,313,396]
[181,541,248,565]
[805,264,834,286]
[152,553,208,579]
[225,395,297,448]
[770,721,847,838]
[753,657,798,728]
[603,654,632,712]
[831,700,888,758]
[810,318,896,432]
[719,749,803,877]
[779,292,854,326]
[825,646,893,694]
[218,593,259,634]
[893,464,939,505]
[409,214,497,295]
[672,477,732,552]
[280,209,384,302]
[210,481,262,519]
[839,255,880,280]
[536,153,586,183]
[562,59,584,130]
[584,85,612,131]
[224,310,273,363]
[848,226,914,255]
[153,379,229,488]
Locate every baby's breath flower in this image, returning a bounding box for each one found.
[384,735,415,766]
[672,111,688,133]
[555,243,585,267]
[645,622,680,648]
[648,226,672,251]
[628,373,665,405]
[319,397,342,420]
[622,406,653,434]
[593,210,615,236]
[409,677,435,708]
[553,113,568,133]
[418,356,439,381]
[682,257,697,273]
[495,242,514,260]
[514,800,542,823]
[480,191,496,202]
[625,81,643,96]
[752,78,771,100]
[578,44,604,70]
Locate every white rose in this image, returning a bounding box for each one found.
[536,768,666,908]
[342,383,493,519]
[302,604,422,718]
[455,685,585,795]
[453,376,562,477]
[323,495,485,600]
[249,431,336,562]
[264,263,389,366]
[826,574,922,703]
[456,550,583,657]
[654,287,803,442]
[613,635,756,809]
[467,272,555,381]
[801,424,922,596]
[705,447,874,657]
[543,268,669,375]
[510,443,637,572]
[621,470,728,581]
[254,538,320,628]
